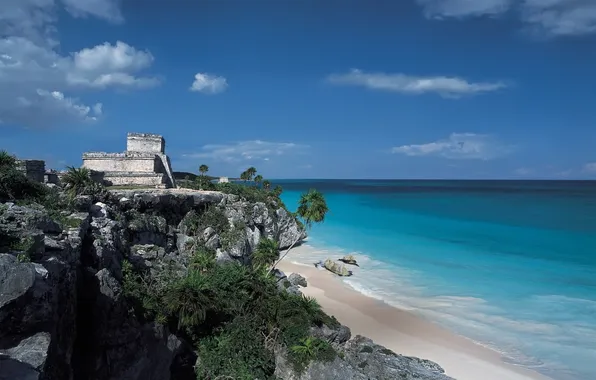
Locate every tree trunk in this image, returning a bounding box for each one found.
[269,235,302,274]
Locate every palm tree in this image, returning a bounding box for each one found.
[198,164,209,190]
[240,171,249,183]
[246,167,257,181]
[272,185,283,197]
[61,166,95,197]
[262,180,271,191]
[254,174,263,187]
[270,189,328,272]
[0,150,16,169]
[251,238,279,269]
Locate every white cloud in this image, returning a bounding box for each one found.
[190,73,228,94]
[326,69,506,98]
[183,140,308,162]
[67,41,160,89]
[522,0,596,36]
[392,133,513,160]
[61,0,123,23]
[416,0,596,36]
[583,162,596,172]
[417,0,511,18]
[0,0,160,128]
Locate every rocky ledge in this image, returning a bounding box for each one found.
[0,189,452,380]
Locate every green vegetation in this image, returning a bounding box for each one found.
[220,220,246,250]
[17,252,31,263]
[0,151,46,202]
[61,166,106,198]
[182,205,229,237]
[254,174,263,187]
[251,238,279,269]
[271,188,329,271]
[122,247,340,379]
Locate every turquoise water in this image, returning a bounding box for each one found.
[277,180,596,380]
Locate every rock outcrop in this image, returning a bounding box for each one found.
[0,189,451,380]
[275,326,454,380]
[0,189,305,380]
[324,258,352,276]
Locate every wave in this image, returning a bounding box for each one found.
[288,241,596,380]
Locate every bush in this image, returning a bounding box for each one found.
[195,315,276,380]
[0,159,46,202]
[121,259,340,379]
[182,205,229,237]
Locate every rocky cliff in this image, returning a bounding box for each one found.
[0,189,452,380]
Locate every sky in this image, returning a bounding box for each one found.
[1,0,596,180]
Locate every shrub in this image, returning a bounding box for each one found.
[0,162,46,202]
[61,166,106,198]
[219,220,246,250]
[121,257,340,379]
[195,315,276,380]
[251,238,279,269]
[182,205,229,237]
[290,336,336,372]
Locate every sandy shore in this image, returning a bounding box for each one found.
[278,247,551,380]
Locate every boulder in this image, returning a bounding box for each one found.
[288,272,308,287]
[338,254,359,266]
[323,259,352,277]
[341,335,454,380]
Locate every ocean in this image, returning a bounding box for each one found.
[275,180,596,380]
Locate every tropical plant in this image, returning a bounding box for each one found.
[290,336,320,359]
[164,271,212,330]
[246,167,257,181]
[240,171,249,183]
[198,164,210,190]
[254,174,263,187]
[61,166,97,197]
[270,189,328,272]
[251,238,279,269]
[0,150,16,169]
[0,152,45,202]
[272,185,283,197]
[262,180,271,191]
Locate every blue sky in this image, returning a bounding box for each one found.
[1,0,595,179]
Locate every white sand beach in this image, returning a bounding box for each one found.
[278,246,551,380]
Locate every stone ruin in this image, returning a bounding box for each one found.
[15,159,62,185]
[16,159,46,183]
[82,133,176,188]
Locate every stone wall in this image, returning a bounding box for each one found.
[16,159,45,183]
[82,153,160,173]
[126,133,165,153]
[102,172,167,187]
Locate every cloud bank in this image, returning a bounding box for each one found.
[326,69,507,98]
[392,133,514,160]
[416,0,596,36]
[0,0,160,129]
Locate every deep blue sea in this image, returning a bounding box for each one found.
[275,180,596,380]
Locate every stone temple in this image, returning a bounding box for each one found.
[82,133,176,188]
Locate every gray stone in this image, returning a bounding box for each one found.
[288,272,308,287]
[90,202,110,218]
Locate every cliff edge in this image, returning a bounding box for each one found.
[0,188,452,380]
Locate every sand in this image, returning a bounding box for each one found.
[278,247,551,380]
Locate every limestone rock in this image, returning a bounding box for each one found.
[288,272,308,287]
[340,335,454,380]
[324,259,352,277]
[310,323,352,345]
[338,254,359,266]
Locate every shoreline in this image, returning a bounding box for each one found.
[278,246,552,380]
